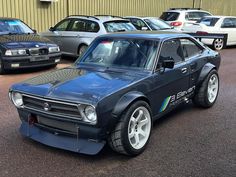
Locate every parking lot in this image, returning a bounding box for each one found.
[0,48,235,177]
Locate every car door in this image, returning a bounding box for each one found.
[220,18,236,45]
[150,38,190,117]
[179,38,206,89]
[42,19,72,50]
[61,19,100,56]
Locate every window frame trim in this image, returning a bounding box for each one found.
[67,18,100,33]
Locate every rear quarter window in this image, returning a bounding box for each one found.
[180,38,203,59]
[103,21,136,32]
[199,18,219,26]
[160,12,180,21]
[185,12,211,21]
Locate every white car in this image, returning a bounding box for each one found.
[182,16,236,50]
[160,8,212,30]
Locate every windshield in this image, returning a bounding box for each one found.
[144,18,172,30]
[104,21,137,32]
[78,38,159,70]
[197,17,219,26]
[160,12,180,21]
[0,19,34,35]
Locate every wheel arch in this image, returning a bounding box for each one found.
[112,91,150,119]
[197,63,217,86]
[77,43,88,54]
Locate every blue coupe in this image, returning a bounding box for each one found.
[9,31,221,156]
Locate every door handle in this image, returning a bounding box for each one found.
[181,67,188,74]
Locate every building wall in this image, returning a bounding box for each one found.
[195,0,236,16]
[0,0,235,32]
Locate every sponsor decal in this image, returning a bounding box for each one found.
[159,96,171,113]
[159,86,195,113]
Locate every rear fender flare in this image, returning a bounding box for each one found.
[197,63,216,86]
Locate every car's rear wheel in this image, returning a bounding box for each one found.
[78,45,88,57]
[213,38,224,50]
[193,70,219,108]
[108,101,152,156]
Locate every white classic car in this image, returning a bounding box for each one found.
[183,16,236,50]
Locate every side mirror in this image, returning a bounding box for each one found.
[32,29,37,34]
[49,27,55,31]
[162,57,175,69]
[141,27,148,31]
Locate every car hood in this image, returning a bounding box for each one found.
[0,34,53,49]
[11,66,148,104]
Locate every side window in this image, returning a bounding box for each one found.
[180,38,203,59]
[159,39,184,65]
[185,12,210,21]
[54,19,71,31]
[70,20,86,31]
[130,18,148,30]
[85,21,100,32]
[221,18,236,28]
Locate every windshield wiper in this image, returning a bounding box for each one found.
[159,28,172,30]
[114,29,126,32]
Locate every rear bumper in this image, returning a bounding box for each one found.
[1,52,61,70]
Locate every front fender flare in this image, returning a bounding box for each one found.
[112,91,149,119]
[197,63,216,85]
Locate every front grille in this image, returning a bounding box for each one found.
[29,48,48,55]
[23,95,82,121]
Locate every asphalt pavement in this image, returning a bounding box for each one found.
[0,50,235,177]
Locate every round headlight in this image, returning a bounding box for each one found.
[11,92,23,108]
[84,105,97,124]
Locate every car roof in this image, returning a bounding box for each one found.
[125,16,160,20]
[66,15,129,23]
[166,9,211,14]
[0,17,20,20]
[203,15,236,18]
[98,31,191,40]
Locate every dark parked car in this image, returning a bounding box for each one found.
[0,18,61,74]
[9,31,221,156]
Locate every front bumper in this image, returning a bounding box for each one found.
[20,121,105,155]
[18,109,106,155]
[1,52,61,70]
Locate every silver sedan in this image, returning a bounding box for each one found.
[40,15,137,57]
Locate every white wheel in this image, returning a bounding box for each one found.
[128,106,151,150]
[207,74,219,103]
[193,70,219,108]
[213,38,224,50]
[108,101,152,156]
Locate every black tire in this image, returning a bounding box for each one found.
[78,45,88,57]
[193,70,219,108]
[108,101,152,156]
[50,63,58,68]
[213,38,224,50]
[0,59,5,75]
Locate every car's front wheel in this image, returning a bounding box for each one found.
[193,70,219,108]
[108,101,152,156]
